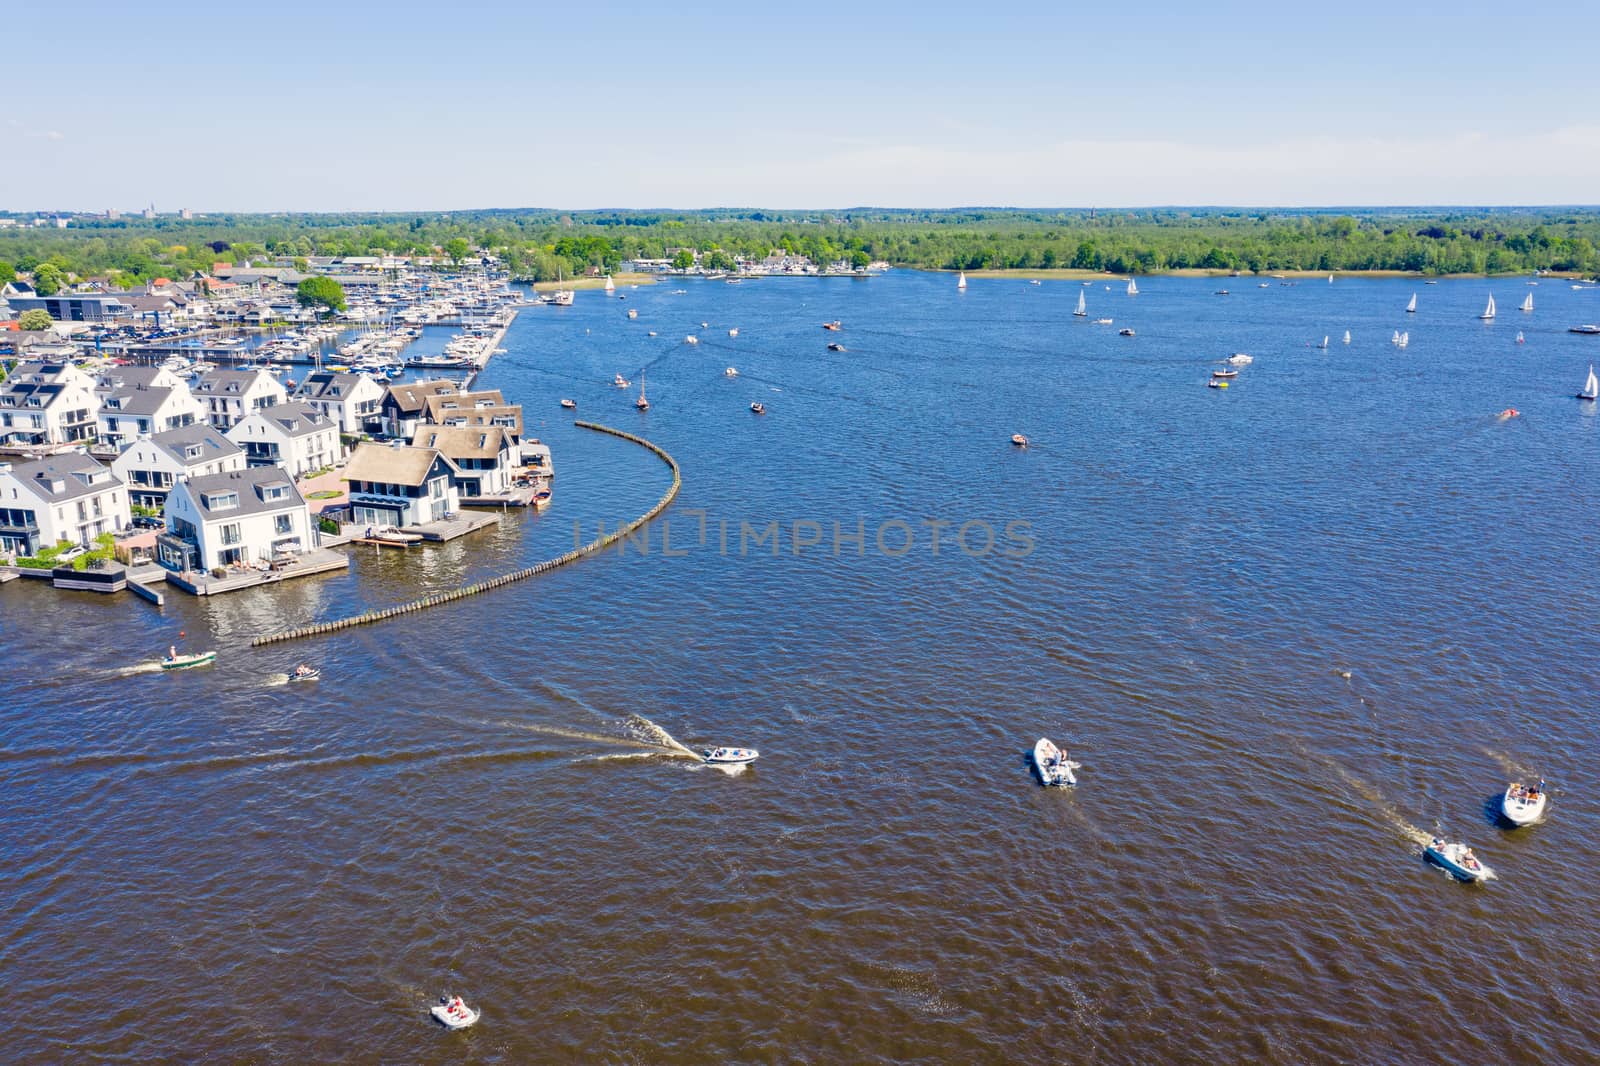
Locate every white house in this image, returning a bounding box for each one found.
[409,424,517,500]
[293,370,384,435]
[0,453,129,556]
[112,423,245,509]
[227,402,343,479]
[94,368,204,450]
[158,466,317,573]
[192,369,287,430]
[0,361,98,447]
[342,443,459,528]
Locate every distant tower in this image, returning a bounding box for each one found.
[180,208,192,220]
[107,208,121,220]
[142,203,155,219]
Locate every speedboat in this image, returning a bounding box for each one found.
[703,746,759,765]
[162,650,216,670]
[827,342,846,352]
[1031,737,1079,787]
[372,526,423,543]
[1498,408,1520,420]
[1570,324,1600,335]
[613,374,631,388]
[1424,837,1493,883]
[1501,780,1547,826]
[822,320,842,331]
[627,309,638,320]
[560,399,577,410]
[749,402,766,415]
[431,995,480,1029]
[685,335,698,345]
[1011,433,1029,447]
[728,328,739,337]
[1093,318,1114,325]
[1227,353,1253,365]
[289,665,321,682]
[724,367,739,377]
[1118,328,1135,337]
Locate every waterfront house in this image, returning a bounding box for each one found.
[193,369,287,430]
[0,361,98,447]
[227,402,343,479]
[422,395,525,450]
[2,292,134,322]
[111,424,245,510]
[0,453,129,555]
[94,367,204,450]
[293,370,384,435]
[377,379,460,439]
[342,443,460,528]
[409,424,516,499]
[158,466,316,573]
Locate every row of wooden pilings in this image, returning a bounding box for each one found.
[250,422,681,648]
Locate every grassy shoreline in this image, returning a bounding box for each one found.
[528,272,658,292]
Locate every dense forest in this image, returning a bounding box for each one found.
[3,207,1598,291]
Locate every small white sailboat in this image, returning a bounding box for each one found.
[1126,278,1139,296]
[1343,330,1351,345]
[1480,294,1496,320]
[1520,292,1534,312]
[1317,336,1329,349]
[1501,780,1547,826]
[603,275,615,293]
[432,995,480,1029]
[1577,364,1599,401]
[1391,330,1402,346]
[635,373,649,411]
[702,746,759,765]
[1398,332,1409,349]
[1031,737,1079,788]
[1073,290,1087,317]
[1406,293,1417,313]
[1516,331,1525,344]
[1328,273,1334,283]
[1424,837,1494,883]
[957,270,967,290]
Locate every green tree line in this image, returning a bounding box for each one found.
[3,208,1598,287]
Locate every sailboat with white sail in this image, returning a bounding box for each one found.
[1343,330,1351,345]
[1317,336,1329,349]
[1398,332,1409,348]
[1406,293,1417,313]
[1127,278,1139,296]
[1480,294,1496,320]
[1520,292,1534,312]
[1578,365,1598,401]
[604,275,615,293]
[1391,330,1401,346]
[1073,290,1087,317]
[957,271,967,290]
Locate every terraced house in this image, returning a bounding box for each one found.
[0,361,98,447]
[0,454,129,555]
[226,402,343,479]
[158,467,316,573]
[111,424,245,510]
[191,369,287,430]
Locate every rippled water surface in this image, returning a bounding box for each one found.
[5,273,1599,1063]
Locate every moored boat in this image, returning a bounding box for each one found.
[702,746,759,765]
[1212,368,1238,379]
[1424,837,1494,883]
[1031,737,1079,787]
[635,373,649,411]
[1501,780,1547,826]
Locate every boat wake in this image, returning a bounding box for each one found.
[623,714,701,759]
[1299,743,1434,847]
[112,661,166,677]
[264,673,291,687]
[1480,746,1538,783]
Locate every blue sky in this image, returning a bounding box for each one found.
[8,0,1599,210]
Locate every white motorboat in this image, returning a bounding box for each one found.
[560,398,577,410]
[431,995,480,1029]
[685,335,699,345]
[1031,737,1079,787]
[371,526,422,543]
[725,367,739,377]
[1424,837,1494,883]
[289,665,320,682]
[703,746,759,765]
[162,650,216,671]
[1227,353,1253,365]
[728,328,739,337]
[614,374,631,388]
[1501,781,1547,826]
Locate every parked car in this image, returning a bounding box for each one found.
[132,515,164,530]
[57,544,87,562]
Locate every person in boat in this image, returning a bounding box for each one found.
[168,644,177,661]
[293,663,313,678]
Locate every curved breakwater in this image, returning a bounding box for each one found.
[251,421,680,647]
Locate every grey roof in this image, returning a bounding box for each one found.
[247,401,333,438]
[193,369,277,396]
[295,370,371,401]
[96,366,168,391]
[0,362,83,410]
[5,453,122,503]
[149,423,241,464]
[179,466,305,519]
[100,384,175,417]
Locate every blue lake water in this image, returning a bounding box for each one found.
[4,271,1599,1062]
